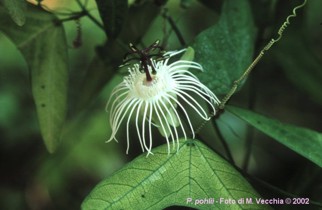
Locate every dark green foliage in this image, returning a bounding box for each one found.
[193,0,256,95]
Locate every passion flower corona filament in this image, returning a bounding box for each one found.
[106,49,220,155]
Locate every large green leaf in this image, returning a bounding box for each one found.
[82,140,270,210]
[227,106,322,167]
[0,5,68,153]
[1,0,27,26]
[192,0,256,95]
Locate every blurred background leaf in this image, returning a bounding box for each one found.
[273,32,322,105]
[33,100,124,209]
[305,0,322,46]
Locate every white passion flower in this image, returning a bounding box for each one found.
[106,48,220,155]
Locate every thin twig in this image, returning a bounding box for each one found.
[57,11,87,23]
[75,0,105,31]
[162,9,186,47]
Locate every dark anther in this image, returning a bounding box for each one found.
[122,40,166,82]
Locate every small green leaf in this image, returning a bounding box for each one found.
[192,0,256,95]
[1,0,27,26]
[0,5,68,153]
[227,106,322,167]
[95,0,128,39]
[82,140,269,210]
[180,46,195,61]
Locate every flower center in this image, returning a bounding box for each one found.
[132,70,173,101]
